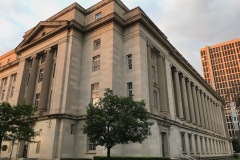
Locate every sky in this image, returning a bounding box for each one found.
[0,0,240,76]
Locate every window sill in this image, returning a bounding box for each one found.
[86,151,96,154]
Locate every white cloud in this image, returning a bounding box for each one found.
[1,0,240,77]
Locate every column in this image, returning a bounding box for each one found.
[212,102,217,133]
[17,59,31,104]
[203,94,210,129]
[157,54,168,112]
[180,75,190,122]
[208,99,214,131]
[206,97,213,131]
[192,84,201,126]
[173,68,184,119]
[38,48,54,112]
[147,43,154,108]
[186,79,196,124]
[25,55,39,104]
[201,92,208,129]
[197,88,205,128]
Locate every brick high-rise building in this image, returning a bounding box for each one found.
[200,38,240,137]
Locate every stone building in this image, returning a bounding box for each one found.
[201,38,240,138]
[0,0,232,159]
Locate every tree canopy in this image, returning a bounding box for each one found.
[83,89,153,159]
[0,102,36,154]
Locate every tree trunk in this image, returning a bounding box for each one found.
[107,147,111,160]
[0,136,3,155]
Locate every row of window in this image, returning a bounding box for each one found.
[0,74,17,100]
[181,132,227,155]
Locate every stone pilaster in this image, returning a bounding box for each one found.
[192,84,201,126]
[173,68,184,119]
[25,55,39,104]
[200,92,208,129]
[38,48,54,113]
[197,88,205,128]
[180,75,190,122]
[186,79,196,124]
[157,54,168,112]
[204,95,210,130]
[147,43,154,108]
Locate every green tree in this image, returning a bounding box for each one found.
[83,89,154,160]
[0,102,36,156]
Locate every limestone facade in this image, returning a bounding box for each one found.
[0,0,232,159]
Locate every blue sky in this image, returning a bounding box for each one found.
[0,0,240,76]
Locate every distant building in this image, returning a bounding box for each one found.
[200,38,240,138]
[0,0,231,159]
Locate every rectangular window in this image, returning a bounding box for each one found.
[36,141,41,153]
[95,12,102,20]
[195,135,199,153]
[152,65,156,81]
[12,74,17,82]
[92,55,100,72]
[2,145,7,151]
[1,90,5,100]
[181,132,186,153]
[200,137,204,154]
[38,68,44,82]
[10,86,14,98]
[188,134,193,153]
[91,83,99,104]
[127,54,132,70]
[35,93,40,110]
[127,82,133,97]
[71,124,75,135]
[2,77,8,86]
[94,39,101,50]
[41,54,46,63]
[153,90,158,108]
[88,138,96,151]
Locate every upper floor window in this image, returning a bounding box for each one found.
[94,39,101,50]
[2,77,8,86]
[38,68,44,82]
[12,74,17,82]
[1,90,5,100]
[10,86,14,98]
[35,93,40,110]
[127,54,132,70]
[95,12,102,20]
[152,65,156,81]
[127,82,133,97]
[153,90,158,108]
[91,83,99,104]
[41,54,46,63]
[92,55,100,72]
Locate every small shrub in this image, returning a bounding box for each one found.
[233,154,239,159]
[94,156,170,160]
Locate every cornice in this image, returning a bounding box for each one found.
[0,59,19,73]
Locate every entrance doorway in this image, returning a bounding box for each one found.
[161,132,169,157]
